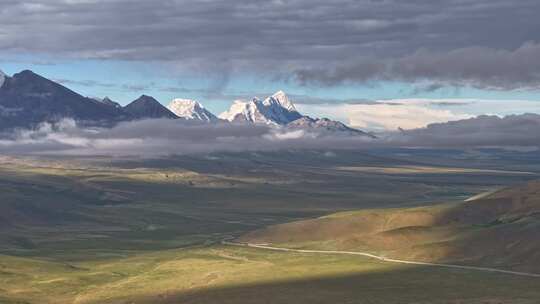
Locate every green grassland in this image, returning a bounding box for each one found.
[2,245,540,304]
[1,150,539,303]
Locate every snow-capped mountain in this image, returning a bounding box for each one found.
[219,91,302,125]
[167,98,219,122]
[261,90,298,115]
[219,90,371,136]
[260,90,303,124]
[219,99,272,124]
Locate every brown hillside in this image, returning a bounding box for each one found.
[241,180,540,273]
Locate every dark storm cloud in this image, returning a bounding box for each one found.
[296,43,540,90]
[1,0,540,89]
[395,113,540,147]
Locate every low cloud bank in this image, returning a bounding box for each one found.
[296,99,540,131]
[0,114,539,157]
[0,119,374,156]
[296,103,472,131]
[395,114,540,148]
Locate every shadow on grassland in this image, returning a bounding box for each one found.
[97,266,540,304]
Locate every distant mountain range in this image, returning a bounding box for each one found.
[0,69,372,137]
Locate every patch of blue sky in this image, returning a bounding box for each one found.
[1,55,540,118]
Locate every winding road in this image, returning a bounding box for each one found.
[223,241,540,278]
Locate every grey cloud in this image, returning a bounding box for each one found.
[0,119,376,156]
[54,79,117,88]
[120,83,156,92]
[292,95,376,105]
[394,113,540,147]
[204,92,376,105]
[428,101,474,107]
[1,113,540,157]
[55,79,198,96]
[412,83,446,94]
[295,43,540,90]
[1,0,540,90]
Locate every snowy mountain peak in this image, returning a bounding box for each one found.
[220,91,301,125]
[266,90,296,112]
[167,98,219,122]
[219,99,270,124]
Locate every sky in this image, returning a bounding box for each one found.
[1,0,540,131]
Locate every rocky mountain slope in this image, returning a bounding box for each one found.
[287,116,376,137]
[0,70,129,129]
[124,95,178,119]
[96,97,122,109]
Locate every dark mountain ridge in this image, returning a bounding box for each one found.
[124,95,178,119]
[0,70,178,130]
[0,70,131,129]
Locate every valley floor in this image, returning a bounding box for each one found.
[1,149,540,303]
[2,245,540,304]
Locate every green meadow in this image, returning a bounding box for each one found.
[1,150,539,303]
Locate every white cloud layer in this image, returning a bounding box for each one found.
[345,104,471,130]
[0,119,375,156]
[1,113,540,157]
[296,98,540,131]
[297,103,470,131]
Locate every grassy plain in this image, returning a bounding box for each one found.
[1,149,539,303]
[3,245,540,304]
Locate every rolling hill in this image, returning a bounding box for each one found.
[241,180,540,273]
